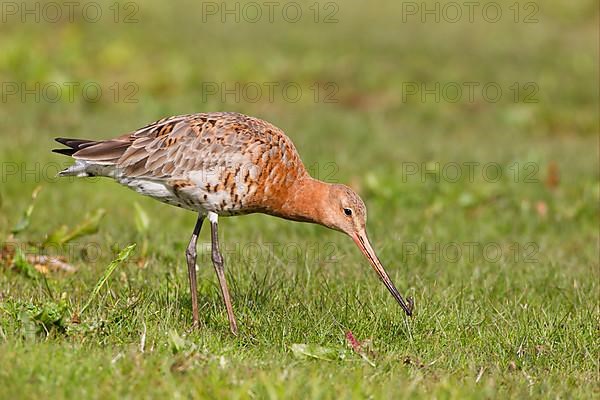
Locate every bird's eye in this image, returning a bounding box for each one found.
[343,208,353,216]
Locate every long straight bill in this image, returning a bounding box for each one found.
[352,231,413,316]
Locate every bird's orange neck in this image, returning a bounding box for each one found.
[271,176,331,226]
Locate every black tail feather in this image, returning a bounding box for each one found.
[52,148,77,156]
[53,137,98,157]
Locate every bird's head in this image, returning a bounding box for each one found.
[320,184,413,316]
[321,184,368,236]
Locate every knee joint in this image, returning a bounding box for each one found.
[186,245,196,260]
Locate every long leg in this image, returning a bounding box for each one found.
[186,214,204,328]
[208,212,238,335]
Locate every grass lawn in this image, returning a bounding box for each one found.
[0,1,598,398]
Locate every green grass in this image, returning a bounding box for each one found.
[0,0,598,398]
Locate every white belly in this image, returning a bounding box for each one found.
[117,176,247,216]
[117,177,199,211]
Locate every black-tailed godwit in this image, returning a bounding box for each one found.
[53,112,413,334]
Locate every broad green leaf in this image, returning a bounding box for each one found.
[44,225,69,247]
[44,208,106,247]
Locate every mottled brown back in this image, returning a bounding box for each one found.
[61,112,309,214]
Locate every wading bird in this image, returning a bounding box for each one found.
[53,112,413,334]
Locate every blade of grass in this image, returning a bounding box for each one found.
[11,186,42,235]
[80,244,136,314]
[133,202,150,234]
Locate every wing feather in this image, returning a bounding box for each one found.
[60,112,305,186]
